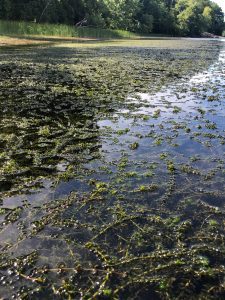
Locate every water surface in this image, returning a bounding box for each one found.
[0,39,225,299]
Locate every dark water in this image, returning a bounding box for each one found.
[0,40,225,299]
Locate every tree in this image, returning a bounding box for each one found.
[0,0,12,19]
[210,2,224,35]
[175,0,224,36]
[101,0,140,30]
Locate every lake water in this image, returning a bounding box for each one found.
[0,39,225,299]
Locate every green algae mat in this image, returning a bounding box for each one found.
[0,38,225,299]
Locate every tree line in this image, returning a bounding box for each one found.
[0,0,224,36]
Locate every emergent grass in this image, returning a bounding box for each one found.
[0,20,137,39]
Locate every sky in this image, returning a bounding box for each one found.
[213,0,225,14]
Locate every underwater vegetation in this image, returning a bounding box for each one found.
[0,39,225,299]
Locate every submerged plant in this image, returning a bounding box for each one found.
[0,38,224,300]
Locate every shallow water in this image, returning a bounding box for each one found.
[0,39,225,299]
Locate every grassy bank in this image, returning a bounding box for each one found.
[0,20,137,39]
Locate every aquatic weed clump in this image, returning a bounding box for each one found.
[1,192,225,299]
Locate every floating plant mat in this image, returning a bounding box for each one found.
[0,39,225,299]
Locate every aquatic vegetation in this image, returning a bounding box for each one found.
[0,39,225,299]
[129,142,139,150]
[135,184,159,192]
[167,161,176,173]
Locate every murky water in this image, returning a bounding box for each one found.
[0,39,225,299]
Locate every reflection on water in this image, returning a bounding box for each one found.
[98,44,225,175]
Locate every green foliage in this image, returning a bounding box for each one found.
[0,0,224,36]
[175,0,225,36]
